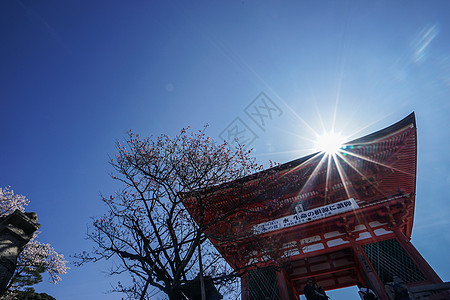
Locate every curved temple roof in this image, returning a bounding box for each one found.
[183,113,418,270]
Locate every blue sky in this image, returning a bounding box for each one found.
[1,1,449,299]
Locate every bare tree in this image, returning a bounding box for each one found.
[77,126,266,300]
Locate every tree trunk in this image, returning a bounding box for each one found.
[198,243,206,300]
[168,289,184,300]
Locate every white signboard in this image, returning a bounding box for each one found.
[253,198,359,235]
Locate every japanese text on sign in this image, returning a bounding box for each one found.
[253,198,359,235]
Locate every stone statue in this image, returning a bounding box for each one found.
[0,210,40,295]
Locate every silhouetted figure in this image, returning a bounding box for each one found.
[314,283,329,299]
[357,282,378,300]
[303,278,318,300]
[304,278,328,300]
[386,276,411,300]
[304,278,317,300]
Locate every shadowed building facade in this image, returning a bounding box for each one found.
[183,113,448,300]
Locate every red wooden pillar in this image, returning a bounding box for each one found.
[393,228,443,284]
[276,269,296,300]
[241,272,249,300]
[350,239,390,300]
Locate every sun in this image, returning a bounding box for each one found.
[314,132,345,155]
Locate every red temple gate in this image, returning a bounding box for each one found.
[183,113,448,299]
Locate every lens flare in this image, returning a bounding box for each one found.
[314,132,344,154]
